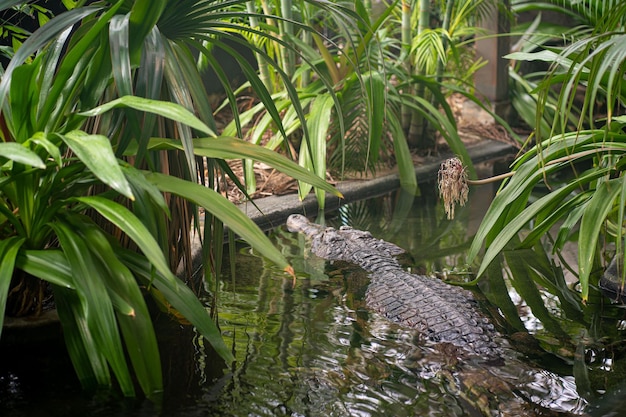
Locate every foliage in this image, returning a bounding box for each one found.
[471,0,626,304]
[0,0,340,399]
[398,0,494,149]
[224,0,503,206]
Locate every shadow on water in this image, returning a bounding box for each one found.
[3,163,626,416]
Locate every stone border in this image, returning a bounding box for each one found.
[239,139,516,231]
[178,139,516,276]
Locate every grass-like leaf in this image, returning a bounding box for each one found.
[299,94,334,207]
[475,165,611,278]
[146,136,343,198]
[15,250,75,289]
[78,220,163,398]
[579,178,623,301]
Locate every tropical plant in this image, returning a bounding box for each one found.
[469,0,626,308]
[398,0,493,148]
[0,0,340,399]
[218,0,418,209]
[225,0,498,206]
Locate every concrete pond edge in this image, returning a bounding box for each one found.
[178,139,517,276]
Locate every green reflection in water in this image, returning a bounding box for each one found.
[199,184,589,417]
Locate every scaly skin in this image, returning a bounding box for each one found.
[287,214,500,358]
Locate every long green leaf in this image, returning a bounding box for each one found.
[60,130,134,200]
[0,237,25,338]
[52,220,134,396]
[53,284,109,390]
[15,250,75,289]
[387,111,417,191]
[129,0,166,60]
[476,166,611,277]
[505,249,568,338]
[483,253,526,332]
[299,94,334,207]
[38,2,124,129]
[79,96,216,137]
[146,137,342,198]
[74,196,176,285]
[0,6,102,110]
[119,248,235,363]
[364,72,385,166]
[579,178,622,301]
[145,171,294,272]
[79,221,163,398]
[0,142,45,168]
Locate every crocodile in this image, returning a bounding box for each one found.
[286,214,500,359]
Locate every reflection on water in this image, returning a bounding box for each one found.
[0,173,621,416]
[189,184,585,417]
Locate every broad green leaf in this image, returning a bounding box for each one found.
[109,14,133,97]
[161,40,200,179]
[38,2,124,129]
[482,253,526,332]
[579,179,622,301]
[60,131,134,200]
[15,250,75,289]
[147,137,342,198]
[28,132,62,167]
[74,196,176,286]
[52,220,134,396]
[129,0,166,59]
[79,222,163,398]
[0,142,45,168]
[0,237,25,338]
[9,60,38,143]
[119,248,235,363]
[505,50,574,67]
[53,285,110,390]
[145,171,293,273]
[364,72,385,166]
[0,0,30,11]
[387,111,417,191]
[300,94,334,207]
[0,6,103,110]
[468,133,602,262]
[79,96,216,137]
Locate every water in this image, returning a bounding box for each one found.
[0,176,620,416]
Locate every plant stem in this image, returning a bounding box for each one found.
[466,147,624,185]
[247,1,273,93]
[400,0,412,131]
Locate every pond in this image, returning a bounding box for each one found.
[1,171,625,416]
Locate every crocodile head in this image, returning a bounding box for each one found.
[286,214,405,263]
